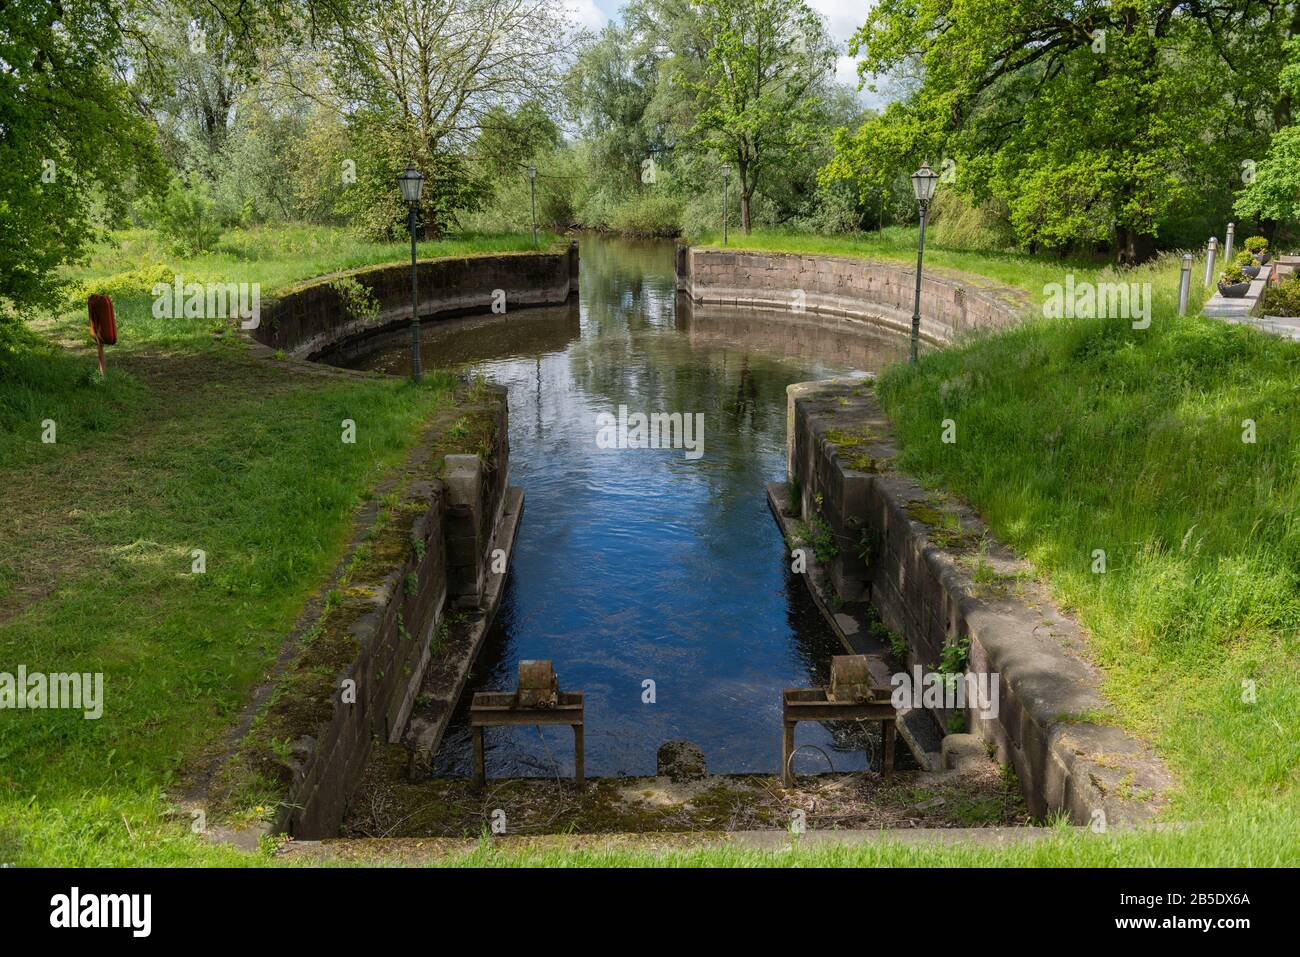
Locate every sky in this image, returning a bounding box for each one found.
[566,0,880,104]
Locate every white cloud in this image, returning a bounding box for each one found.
[808,0,874,44]
[567,0,610,33]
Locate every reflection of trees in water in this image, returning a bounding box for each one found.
[419,298,582,368]
[344,298,582,375]
[577,236,678,334]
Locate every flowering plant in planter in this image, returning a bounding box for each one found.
[1244,236,1271,263]
[1218,263,1251,297]
[1235,250,1261,279]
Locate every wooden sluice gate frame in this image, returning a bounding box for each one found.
[468,656,897,789]
[470,660,584,788]
[781,655,898,786]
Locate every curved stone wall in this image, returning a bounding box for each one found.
[253,242,580,360]
[676,245,1032,345]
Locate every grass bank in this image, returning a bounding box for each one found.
[876,309,1300,829]
[0,226,544,865]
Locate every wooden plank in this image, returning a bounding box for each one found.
[782,721,795,787]
[472,725,485,789]
[883,718,897,773]
[573,724,585,789]
[783,703,896,722]
[470,709,583,727]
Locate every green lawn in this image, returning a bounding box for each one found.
[690,229,1300,861]
[874,316,1299,850]
[0,226,539,865]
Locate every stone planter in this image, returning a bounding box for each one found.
[1242,263,1261,280]
[1217,280,1251,298]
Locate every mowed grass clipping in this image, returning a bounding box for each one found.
[876,309,1300,820]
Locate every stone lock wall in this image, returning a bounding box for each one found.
[253,243,580,359]
[677,246,1031,345]
[787,380,1171,826]
[444,399,510,606]
[282,393,513,839]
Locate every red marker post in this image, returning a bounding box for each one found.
[87,294,117,378]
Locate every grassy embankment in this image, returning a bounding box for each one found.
[704,229,1300,863]
[0,226,549,865]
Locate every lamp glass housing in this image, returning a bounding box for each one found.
[397,165,424,204]
[911,162,938,203]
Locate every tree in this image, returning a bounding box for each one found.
[1236,36,1300,236]
[668,0,835,234]
[311,0,574,236]
[835,0,1294,261]
[0,0,163,321]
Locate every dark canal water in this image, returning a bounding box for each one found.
[345,236,909,777]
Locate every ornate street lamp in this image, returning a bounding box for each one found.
[908,161,939,365]
[397,165,425,382]
[528,165,538,248]
[721,162,731,246]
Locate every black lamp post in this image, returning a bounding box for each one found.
[721,162,731,245]
[908,161,939,365]
[397,165,425,381]
[528,165,538,248]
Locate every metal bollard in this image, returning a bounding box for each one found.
[1224,222,1235,263]
[1203,236,1218,288]
[1178,253,1193,316]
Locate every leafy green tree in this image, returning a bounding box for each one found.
[670,0,835,234]
[834,0,1290,261]
[312,0,572,237]
[0,0,163,320]
[1236,37,1300,235]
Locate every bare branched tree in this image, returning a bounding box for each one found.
[318,0,575,156]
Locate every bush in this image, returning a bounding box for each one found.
[927,191,1016,251]
[1260,276,1300,316]
[1221,264,1246,284]
[78,262,175,302]
[606,190,683,236]
[149,178,221,256]
[1244,235,1269,254]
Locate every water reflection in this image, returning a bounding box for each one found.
[344,236,909,776]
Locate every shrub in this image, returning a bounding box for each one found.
[1260,275,1300,316]
[78,262,176,302]
[328,276,380,323]
[1234,250,1255,268]
[1220,264,1247,284]
[149,178,222,256]
[606,191,683,236]
[1244,235,1269,254]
